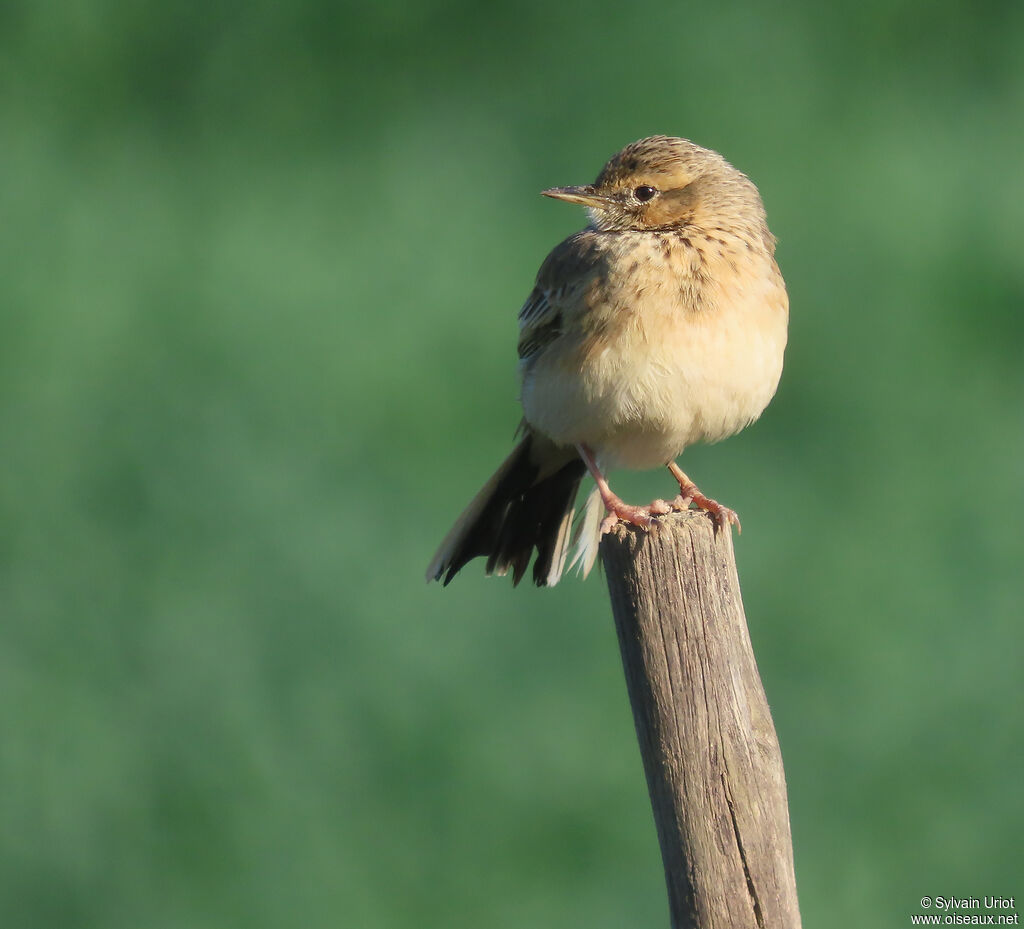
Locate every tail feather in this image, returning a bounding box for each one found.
[568,485,604,580]
[426,434,585,587]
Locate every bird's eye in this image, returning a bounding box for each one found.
[634,185,657,202]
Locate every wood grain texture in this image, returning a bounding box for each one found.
[601,510,801,929]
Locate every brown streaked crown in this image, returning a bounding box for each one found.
[594,135,725,189]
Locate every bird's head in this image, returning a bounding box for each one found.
[543,135,766,235]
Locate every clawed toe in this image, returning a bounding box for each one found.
[666,463,741,534]
[678,493,741,534]
[671,493,741,534]
[598,499,665,534]
[707,502,741,534]
[613,502,656,529]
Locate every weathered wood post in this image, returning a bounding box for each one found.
[601,510,801,929]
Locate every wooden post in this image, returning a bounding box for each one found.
[601,510,801,929]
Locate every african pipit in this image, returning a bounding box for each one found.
[427,136,788,586]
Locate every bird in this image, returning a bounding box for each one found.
[426,135,788,587]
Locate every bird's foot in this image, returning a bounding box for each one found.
[667,463,741,534]
[669,490,741,534]
[576,443,676,536]
[598,496,673,535]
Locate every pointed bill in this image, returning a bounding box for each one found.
[541,185,613,210]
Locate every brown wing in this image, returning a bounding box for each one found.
[517,231,607,362]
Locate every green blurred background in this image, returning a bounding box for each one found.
[2,1,1022,926]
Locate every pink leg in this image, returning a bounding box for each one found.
[667,461,741,533]
[576,444,671,534]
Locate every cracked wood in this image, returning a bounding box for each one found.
[601,510,801,929]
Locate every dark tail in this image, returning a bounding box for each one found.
[426,434,585,587]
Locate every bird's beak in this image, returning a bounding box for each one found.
[542,185,612,210]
